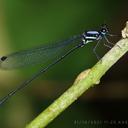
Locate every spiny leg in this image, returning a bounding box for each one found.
[103,35,121,49]
[104,35,114,47]
[93,40,101,60]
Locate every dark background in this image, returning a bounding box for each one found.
[0,0,128,128]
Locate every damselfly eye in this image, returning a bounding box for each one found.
[102,28,106,32]
[100,28,108,35]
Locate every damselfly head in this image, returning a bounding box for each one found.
[100,24,118,37]
[100,24,109,35]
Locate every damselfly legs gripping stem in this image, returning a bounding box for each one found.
[0,24,115,105]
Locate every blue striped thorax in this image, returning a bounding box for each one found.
[82,25,108,45]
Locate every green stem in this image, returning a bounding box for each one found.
[26,24,128,128]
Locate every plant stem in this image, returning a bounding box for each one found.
[26,23,128,128]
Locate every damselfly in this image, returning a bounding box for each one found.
[0,24,115,105]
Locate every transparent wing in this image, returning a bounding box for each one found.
[0,35,81,69]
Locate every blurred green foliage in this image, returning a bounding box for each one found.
[0,0,127,128]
